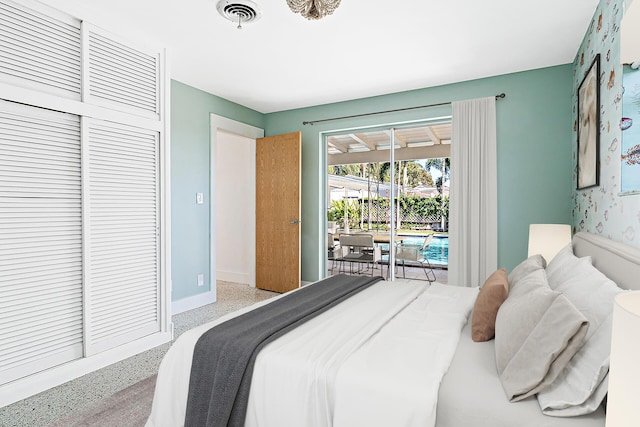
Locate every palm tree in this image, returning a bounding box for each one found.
[328,164,362,177]
[366,162,390,231]
[425,158,450,230]
[394,160,406,230]
[424,158,450,194]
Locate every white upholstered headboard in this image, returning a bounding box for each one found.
[572,232,640,291]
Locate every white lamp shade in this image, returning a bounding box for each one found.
[606,291,640,427]
[527,224,572,262]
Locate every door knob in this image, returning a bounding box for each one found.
[290,219,301,224]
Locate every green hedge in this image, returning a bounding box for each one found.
[328,195,449,229]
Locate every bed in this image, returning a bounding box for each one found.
[146,232,640,427]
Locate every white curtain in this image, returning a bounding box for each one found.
[448,97,498,287]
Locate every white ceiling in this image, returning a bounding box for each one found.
[38,0,599,114]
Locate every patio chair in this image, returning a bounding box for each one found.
[327,232,341,274]
[393,234,437,282]
[336,233,382,277]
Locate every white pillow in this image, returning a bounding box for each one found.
[495,268,588,402]
[545,243,592,290]
[507,254,546,289]
[537,253,622,416]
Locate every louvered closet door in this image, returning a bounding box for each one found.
[84,119,160,355]
[85,24,160,119]
[0,0,81,99]
[0,101,83,386]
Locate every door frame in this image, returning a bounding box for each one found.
[210,114,264,292]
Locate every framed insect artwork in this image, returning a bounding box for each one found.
[621,62,640,194]
[577,54,600,190]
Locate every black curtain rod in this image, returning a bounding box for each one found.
[302,93,506,126]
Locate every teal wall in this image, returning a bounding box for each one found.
[170,80,264,301]
[170,65,575,298]
[264,65,575,281]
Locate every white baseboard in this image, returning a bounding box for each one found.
[0,331,172,408]
[171,289,216,315]
[216,270,250,286]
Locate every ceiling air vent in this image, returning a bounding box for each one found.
[217,0,262,29]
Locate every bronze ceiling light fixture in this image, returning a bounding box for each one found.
[286,0,341,20]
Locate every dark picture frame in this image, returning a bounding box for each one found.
[577,54,600,190]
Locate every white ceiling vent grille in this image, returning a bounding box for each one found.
[216,0,261,29]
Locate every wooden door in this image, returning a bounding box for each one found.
[256,132,301,293]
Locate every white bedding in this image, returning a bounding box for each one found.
[146,280,478,427]
[436,321,606,427]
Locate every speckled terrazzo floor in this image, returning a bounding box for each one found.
[0,281,277,427]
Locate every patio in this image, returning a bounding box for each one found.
[327,232,448,283]
[327,258,448,284]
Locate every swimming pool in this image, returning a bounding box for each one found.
[381,235,448,266]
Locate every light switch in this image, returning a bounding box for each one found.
[196,192,204,204]
[197,274,204,287]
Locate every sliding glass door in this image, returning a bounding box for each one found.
[325,120,451,281]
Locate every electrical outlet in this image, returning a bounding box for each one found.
[196,192,204,204]
[197,274,204,287]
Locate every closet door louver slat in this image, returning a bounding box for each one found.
[0,0,81,99]
[86,28,160,119]
[84,120,160,355]
[0,101,83,386]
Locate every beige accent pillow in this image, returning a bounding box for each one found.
[495,268,589,402]
[471,268,508,342]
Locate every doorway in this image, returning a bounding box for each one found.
[216,131,254,285]
[210,114,264,301]
[324,121,451,282]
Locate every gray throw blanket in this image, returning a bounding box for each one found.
[184,274,383,427]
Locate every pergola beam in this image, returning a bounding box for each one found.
[328,144,451,166]
[349,133,377,151]
[424,125,441,145]
[384,129,408,148]
[328,139,349,153]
